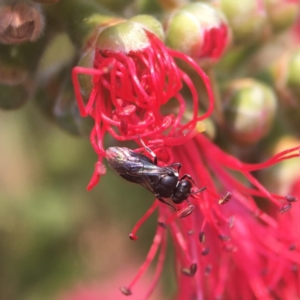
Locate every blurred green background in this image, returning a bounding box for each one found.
[0,103,171,300]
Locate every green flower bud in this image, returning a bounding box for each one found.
[269,49,300,133]
[265,0,300,32]
[96,16,164,52]
[277,49,300,132]
[129,15,164,40]
[287,49,300,97]
[223,79,277,146]
[220,0,267,44]
[259,136,300,195]
[165,3,230,64]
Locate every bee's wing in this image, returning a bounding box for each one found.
[124,161,172,176]
[108,149,176,196]
[137,175,157,195]
[118,162,168,195]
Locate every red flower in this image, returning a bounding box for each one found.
[123,135,299,299]
[72,19,214,190]
[72,18,300,299]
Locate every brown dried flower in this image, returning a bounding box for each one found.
[0,1,44,44]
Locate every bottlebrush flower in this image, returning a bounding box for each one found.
[220,0,268,44]
[121,134,299,299]
[72,14,300,300]
[72,16,214,190]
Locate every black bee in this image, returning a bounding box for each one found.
[106,143,206,210]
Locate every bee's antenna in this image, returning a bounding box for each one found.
[191,186,207,195]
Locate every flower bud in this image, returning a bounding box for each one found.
[265,0,300,32]
[287,49,300,97]
[129,15,164,40]
[0,1,44,44]
[259,136,300,195]
[280,50,300,132]
[269,49,300,132]
[165,3,230,64]
[223,79,277,146]
[96,16,164,52]
[220,0,267,44]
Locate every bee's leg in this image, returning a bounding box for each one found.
[179,174,196,185]
[140,138,157,165]
[168,162,181,173]
[157,197,177,211]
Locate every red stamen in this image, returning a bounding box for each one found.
[72,58,116,117]
[129,200,159,240]
[126,226,164,291]
[141,229,167,300]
